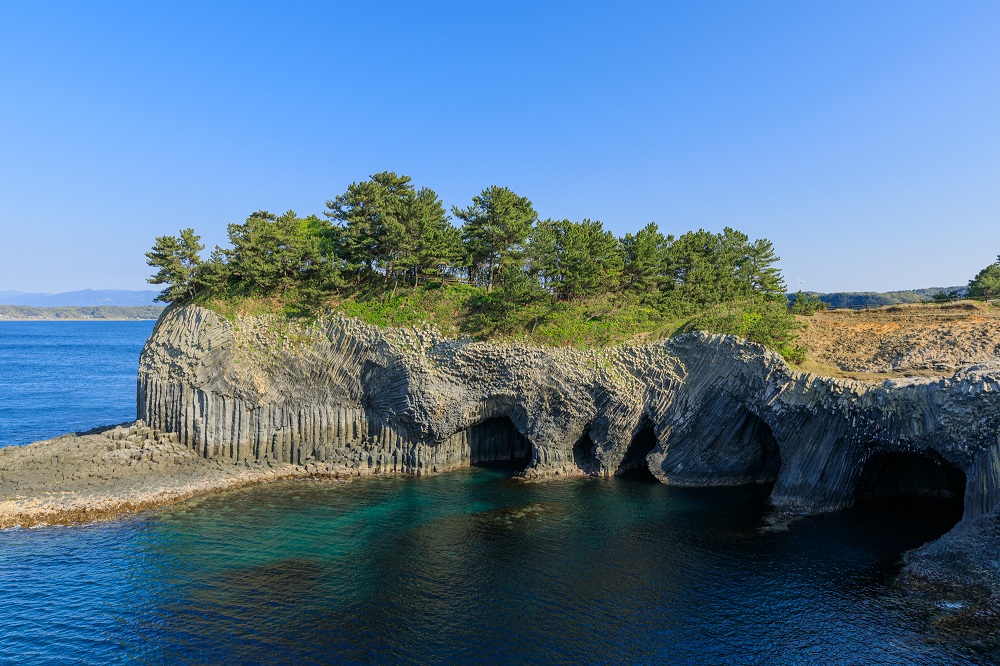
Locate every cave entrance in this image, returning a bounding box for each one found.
[616,420,659,482]
[573,428,597,473]
[853,450,966,532]
[466,417,533,474]
[730,410,781,487]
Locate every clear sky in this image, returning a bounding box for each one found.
[1,1,998,293]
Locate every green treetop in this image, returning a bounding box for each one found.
[325,171,415,276]
[621,222,673,298]
[663,227,785,312]
[969,256,1000,303]
[529,218,623,300]
[144,169,803,358]
[146,228,204,303]
[453,186,537,292]
[325,172,459,290]
[220,210,338,299]
[409,187,464,287]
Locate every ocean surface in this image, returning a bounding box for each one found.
[0,321,995,664]
[0,320,155,447]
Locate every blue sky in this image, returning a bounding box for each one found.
[1,1,997,293]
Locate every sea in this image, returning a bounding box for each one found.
[0,321,995,664]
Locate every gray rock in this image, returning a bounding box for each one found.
[130,303,1000,595]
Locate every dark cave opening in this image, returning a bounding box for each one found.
[616,421,659,482]
[573,428,597,472]
[466,416,533,473]
[733,410,782,487]
[853,450,966,530]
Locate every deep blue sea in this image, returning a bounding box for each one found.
[0,322,995,664]
[0,321,154,447]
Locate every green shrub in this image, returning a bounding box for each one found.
[677,298,804,362]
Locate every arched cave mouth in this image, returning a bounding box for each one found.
[616,420,659,483]
[732,410,781,488]
[465,417,533,475]
[853,450,966,532]
[573,428,597,473]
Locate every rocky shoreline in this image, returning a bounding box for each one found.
[0,422,348,529]
[4,304,1000,607]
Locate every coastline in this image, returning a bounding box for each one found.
[0,424,352,529]
[0,421,567,530]
[7,302,1000,618]
[0,305,165,322]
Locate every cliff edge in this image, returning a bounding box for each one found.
[135,305,1000,600]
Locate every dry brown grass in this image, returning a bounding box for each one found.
[793,301,1000,378]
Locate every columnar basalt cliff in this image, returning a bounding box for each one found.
[139,305,1000,589]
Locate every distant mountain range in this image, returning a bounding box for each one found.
[0,289,160,307]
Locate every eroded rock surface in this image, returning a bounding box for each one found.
[135,306,1000,596]
[7,303,1000,599]
[0,422,325,528]
[138,307,1000,512]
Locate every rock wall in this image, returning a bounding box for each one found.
[138,305,1000,583]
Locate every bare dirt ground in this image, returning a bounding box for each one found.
[794,301,1000,379]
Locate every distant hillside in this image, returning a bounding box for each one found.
[0,305,164,320]
[788,287,968,309]
[0,289,160,307]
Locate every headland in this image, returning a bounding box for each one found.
[3,302,1000,616]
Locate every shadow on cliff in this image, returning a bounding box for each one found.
[851,450,966,534]
[616,420,660,483]
[465,416,533,476]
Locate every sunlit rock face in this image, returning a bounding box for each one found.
[139,305,1000,587]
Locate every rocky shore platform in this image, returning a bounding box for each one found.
[0,422,342,529]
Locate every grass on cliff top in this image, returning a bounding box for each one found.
[198,281,807,356]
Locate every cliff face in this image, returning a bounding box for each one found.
[139,306,1000,586]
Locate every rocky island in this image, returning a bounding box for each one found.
[6,176,1000,627]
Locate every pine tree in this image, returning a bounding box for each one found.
[325,172,416,278]
[453,186,537,292]
[530,219,622,300]
[410,187,463,286]
[146,228,204,303]
[222,210,338,298]
[969,256,1000,303]
[621,222,673,297]
[738,235,785,300]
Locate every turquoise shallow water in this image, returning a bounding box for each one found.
[0,321,995,664]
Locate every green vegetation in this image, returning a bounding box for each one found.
[147,171,802,356]
[788,291,828,315]
[931,289,964,303]
[0,305,164,320]
[969,256,1000,303]
[793,287,968,309]
[146,229,204,303]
